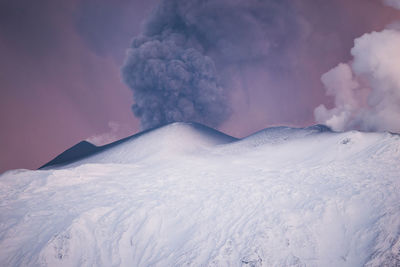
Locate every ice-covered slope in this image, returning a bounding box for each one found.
[1,123,400,266]
[41,122,237,169]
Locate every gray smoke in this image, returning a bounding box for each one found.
[122,0,298,130]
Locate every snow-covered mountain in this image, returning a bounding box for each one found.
[1,122,400,266]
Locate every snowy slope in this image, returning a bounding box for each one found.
[1,122,400,266]
[40,123,237,169]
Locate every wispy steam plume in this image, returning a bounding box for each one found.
[315,1,400,133]
[122,0,298,130]
[384,0,400,10]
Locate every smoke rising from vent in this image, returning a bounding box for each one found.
[122,35,229,130]
[121,0,298,130]
[315,1,400,133]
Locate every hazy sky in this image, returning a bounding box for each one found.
[1,0,399,173]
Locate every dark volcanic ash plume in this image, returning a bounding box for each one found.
[122,33,229,130]
[121,0,298,130]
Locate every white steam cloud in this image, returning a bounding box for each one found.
[315,1,400,133]
[86,121,133,145]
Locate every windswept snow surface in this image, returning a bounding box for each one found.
[1,122,400,266]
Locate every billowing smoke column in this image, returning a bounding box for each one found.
[122,33,229,130]
[122,0,297,130]
[315,1,400,133]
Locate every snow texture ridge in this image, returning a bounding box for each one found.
[41,122,237,169]
[1,122,400,266]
